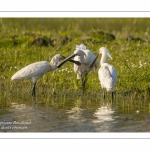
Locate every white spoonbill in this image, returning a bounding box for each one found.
[58,44,98,94]
[11,54,81,97]
[90,47,117,99]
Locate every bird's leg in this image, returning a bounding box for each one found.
[81,77,85,94]
[111,92,114,105]
[112,92,116,103]
[32,82,36,97]
[112,92,114,100]
[82,73,88,94]
[102,88,105,99]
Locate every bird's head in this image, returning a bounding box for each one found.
[54,45,86,68]
[76,44,86,50]
[73,49,86,57]
[99,47,113,60]
[89,47,113,69]
[50,54,64,65]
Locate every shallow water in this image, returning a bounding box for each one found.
[0,92,150,132]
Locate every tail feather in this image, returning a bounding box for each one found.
[11,74,16,81]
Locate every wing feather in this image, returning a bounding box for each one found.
[98,64,117,91]
[11,61,50,80]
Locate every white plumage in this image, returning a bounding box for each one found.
[11,54,65,97]
[98,63,116,92]
[58,44,98,94]
[11,61,55,82]
[90,47,117,99]
[98,47,117,99]
[74,44,98,79]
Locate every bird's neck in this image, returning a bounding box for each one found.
[52,65,57,70]
[100,54,107,65]
[49,64,57,71]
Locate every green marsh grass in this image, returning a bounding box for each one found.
[1,18,150,107]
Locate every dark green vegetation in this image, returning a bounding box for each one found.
[1,18,150,107]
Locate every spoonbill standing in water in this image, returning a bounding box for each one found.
[90,47,117,100]
[11,54,81,97]
[58,44,98,94]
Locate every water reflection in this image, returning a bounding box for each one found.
[0,93,150,132]
[66,107,85,120]
[93,106,114,123]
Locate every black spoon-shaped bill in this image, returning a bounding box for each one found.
[89,53,99,69]
[57,54,79,68]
